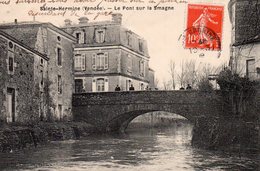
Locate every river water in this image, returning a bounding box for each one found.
[0,123,259,171]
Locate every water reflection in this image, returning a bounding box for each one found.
[0,123,258,171]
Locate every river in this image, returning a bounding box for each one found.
[0,123,259,171]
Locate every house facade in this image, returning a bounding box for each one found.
[62,14,155,92]
[228,0,260,80]
[0,22,76,121]
[0,30,48,123]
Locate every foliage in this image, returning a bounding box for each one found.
[217,69,258,99]
[197,77,214,92]
[216,68,259,117]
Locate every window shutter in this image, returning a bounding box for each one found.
[81,54,86,71]
[74,56,78,69]
[104,52,108,69]
[139,60,141,73]
[92,53,96,70]
[80,32,85,44]
[92,79,96,92]
[104,78,109,91]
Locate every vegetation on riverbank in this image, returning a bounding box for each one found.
[0,122,96,153]
[192,69,260,154]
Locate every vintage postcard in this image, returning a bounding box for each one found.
[0,0,259,170]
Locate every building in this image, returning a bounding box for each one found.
[228,0,260,80]
[0,30,48,123]
[0,21,76,121]
[62,14,155,92]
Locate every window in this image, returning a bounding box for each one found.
[57,48,62,66]
[58,75,62,94]
[92,78,108,92]
[75,31,85,44]
[127,32,132,46]
[139,39,144,52]
[127,54,133,72]
[246,59,255,79]
[8,55,14,72]
[40,70,44,91]
[75,54,86,71]
[75,79,84,93]
[40,58,44,65]
[139,60,145,77]
[95,28,105,43]
[92,53,108,70]
[9,42,14,49]
[96,78,105,92]
[76,33,81,44]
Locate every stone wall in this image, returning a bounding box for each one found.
[0,35,48,123]
[45,27,75,121]
[0,122,95,153]
[0,23,75,121]
[229,0,260,45]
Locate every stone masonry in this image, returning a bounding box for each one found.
[0,30,48,123]
[72,91,222,132]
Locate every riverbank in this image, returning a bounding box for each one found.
[0,122,96,153]
[192,117,259,154]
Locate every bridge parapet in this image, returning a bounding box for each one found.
[73,90,220,106]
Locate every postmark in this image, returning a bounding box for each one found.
[185,4,224,51]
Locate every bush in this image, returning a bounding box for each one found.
[216,68,259,118]
[217,69,258,99]
[198,77,214,92]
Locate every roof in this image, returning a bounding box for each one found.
[62,20,118,28]
[62,21,145,40]
[0,30,48,60]
[0,21,76,42]
[233,34,260,46]
[62,20,149,58]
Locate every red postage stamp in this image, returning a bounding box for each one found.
[185,4,224,51]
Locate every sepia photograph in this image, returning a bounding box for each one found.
[0,0,259,170]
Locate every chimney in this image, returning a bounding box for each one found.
[112,13,122,24]
[78,17,89,25]
[14,19,18,24]
[64,19,72,26]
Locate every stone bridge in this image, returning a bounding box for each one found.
[72,91,222,132]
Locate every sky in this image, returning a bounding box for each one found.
[0,0,231,86]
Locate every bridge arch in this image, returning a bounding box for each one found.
[106,109,193,133]
[72,91,221,132]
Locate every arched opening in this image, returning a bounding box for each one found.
[106,110,194,133]
[105,111,194,151]
[128,111,190,130]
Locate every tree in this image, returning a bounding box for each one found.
[177,60,185,88]
[168,59,176,90]
[162,79,171,90]
[154,77,159,90]
[183,59,197,88]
